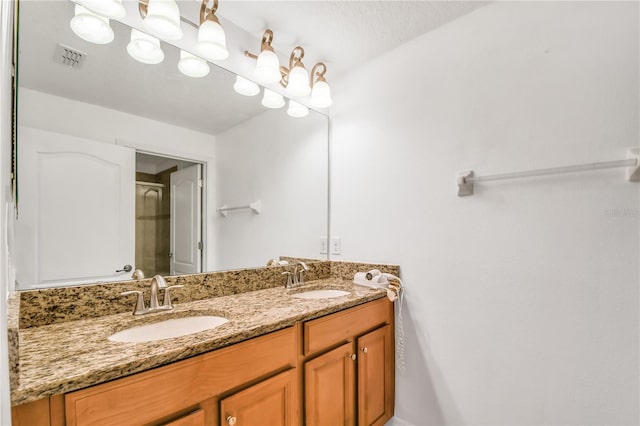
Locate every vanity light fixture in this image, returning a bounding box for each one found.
[197,0,229,61]
[283,46,311,97]
[76,0,126,20]
[178,50,210,78]
[309,62,332,108]
[262,89,285,109]
[139,0,183,41]
[127,29,165,64]
[245,30,281,85]
[287,100,309,118]
[233,76,260,96]
[70,4,115,45]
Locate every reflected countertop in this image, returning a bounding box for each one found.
[11,279,387,406]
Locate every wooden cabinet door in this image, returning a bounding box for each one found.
[220,369,298,426]
[305,341,356,426]
[357,325,394,426]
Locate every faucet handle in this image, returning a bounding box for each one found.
[281,271,293,288]
[120,291,145,315]
[162,285,184,308]
[297,269,306,285]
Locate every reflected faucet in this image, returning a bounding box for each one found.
[131,269,145,280]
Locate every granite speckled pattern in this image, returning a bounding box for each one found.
[7,292,20,389]
[18,261,331,329]
[11,278,388,406]
[330,260,400,280]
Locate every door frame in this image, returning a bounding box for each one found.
[117,138,213,273]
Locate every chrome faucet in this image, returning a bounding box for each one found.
[149,275,167,309]
[120,275,184,315]
[294,261,310,285]
[282,262,311,289]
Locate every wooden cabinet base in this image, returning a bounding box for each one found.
[11,299,394,426]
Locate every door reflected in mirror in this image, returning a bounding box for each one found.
[14,0,328,290]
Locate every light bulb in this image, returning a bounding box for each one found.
[127,29,164,64]
[143,0,183,41]
[287,100,309,118]
[254,49,281,85]
[310,80,332,108]
[197,19,228,61]
[233,76,260,97]
[178,50,210,78]
[70,5,114,45]
[286,64,311,97]
[262,89,285,109]
[77,0,125,19]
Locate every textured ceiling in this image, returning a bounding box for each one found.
[217,1,490,80]
[18,1,489,135]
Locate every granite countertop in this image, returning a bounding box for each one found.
[12,278,387,406]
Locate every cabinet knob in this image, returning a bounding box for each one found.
[226,416,237,426]
[362,347,368,354]
[350,354,357,361]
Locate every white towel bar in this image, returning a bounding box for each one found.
[457,148,640,196]
[218,200,262,217]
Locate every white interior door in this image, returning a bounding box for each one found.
[170,164,202,275]
[15,126,135,288]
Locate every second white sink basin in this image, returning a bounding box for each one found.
[108,316,228,343]
[291,289,351,300]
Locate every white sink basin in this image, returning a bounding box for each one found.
[108,316,228,343]
[291,289,351,300]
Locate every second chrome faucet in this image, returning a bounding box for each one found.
[282,261,310,289]
[121,275,184,315]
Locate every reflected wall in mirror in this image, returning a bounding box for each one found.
[14,1,328,290]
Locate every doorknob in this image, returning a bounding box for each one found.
[168,253,173,258]
[116,264,132,273]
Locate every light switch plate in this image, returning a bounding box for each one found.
[331,237,341,255]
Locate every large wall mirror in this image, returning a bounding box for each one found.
[13,1,329,290]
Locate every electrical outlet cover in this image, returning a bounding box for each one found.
[320,237,328,254]
[331,237,341,255]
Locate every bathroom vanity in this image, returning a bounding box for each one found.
[9,263,398,426]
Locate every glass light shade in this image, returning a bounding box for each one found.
[310,80,333,108]
[197,19,229,61]
[287,100,309,118]
[262,89,285,109]
[233,76,260,97]
[254,50,281,85]
[77,0,126,19]
[178,50,210,78]
[286,64,311,97]
[70,5,114,45]
[143,0,183,41]
[127,29,164,64]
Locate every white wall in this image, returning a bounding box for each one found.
[0,0,13,422]
[214,108,328,270]
[17,88,218,275]
[331,2,639,425]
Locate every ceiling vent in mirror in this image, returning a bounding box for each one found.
[54,44,87,69]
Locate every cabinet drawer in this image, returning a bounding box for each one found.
[303,299,391,355]
[65,327,296,426]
